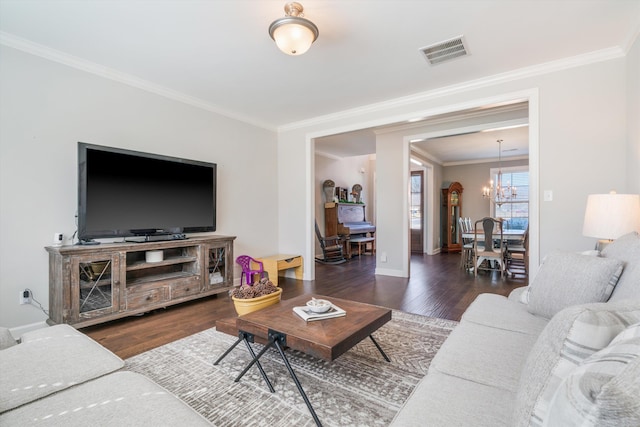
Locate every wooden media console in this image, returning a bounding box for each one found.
[46,235,235,328]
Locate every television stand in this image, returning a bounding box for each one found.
[46,235,235,328]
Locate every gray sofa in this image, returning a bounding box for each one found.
[391,231,640,426]
[0,323,209,426]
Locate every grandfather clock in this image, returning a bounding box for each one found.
[442,182,463,252]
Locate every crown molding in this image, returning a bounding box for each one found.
[280,46,625,132]
[411,146,443,166]
[0,30,626,134]
[0,31,276,132]
[314,150,343,160]
[443,154,529,167]
[622,14,640,54]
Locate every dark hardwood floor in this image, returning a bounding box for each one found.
[84,252,526,359]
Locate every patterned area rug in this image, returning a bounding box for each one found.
[125,311,457,426]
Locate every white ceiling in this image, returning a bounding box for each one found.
[1,0,639,160]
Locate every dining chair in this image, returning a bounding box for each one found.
[473,217,506,277]
[507,225,529,277]
[459,217,474,271]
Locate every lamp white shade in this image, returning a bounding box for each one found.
[582,192,640,240]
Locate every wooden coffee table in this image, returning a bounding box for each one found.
[214,294,392,426]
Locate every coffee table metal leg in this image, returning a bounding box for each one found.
[369,334,391,362]
[213,332,275,393]
[242,337,275,393]
[212,335,243,365]
[234,339,276,383]
[270,331,322,427]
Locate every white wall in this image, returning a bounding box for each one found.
[314,153,374,255]
[0,46,279,329]
[375,133,411,276]
[278,54,633,280]
[627,34,640,193]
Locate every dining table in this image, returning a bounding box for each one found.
[462,229,525,242]
[461,229,526,275]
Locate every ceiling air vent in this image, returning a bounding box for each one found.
[420,36,468,65]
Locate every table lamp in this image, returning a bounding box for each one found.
[582,191,640,250]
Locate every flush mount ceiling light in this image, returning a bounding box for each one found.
[269,2,319,56]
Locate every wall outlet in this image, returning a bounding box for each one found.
[19,289,31,305]
[380,252,388,262]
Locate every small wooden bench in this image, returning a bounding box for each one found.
[256,254,303,286]
[349,237,375,256]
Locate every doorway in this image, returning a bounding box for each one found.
[410,170,423,253]
[310,89,538,280]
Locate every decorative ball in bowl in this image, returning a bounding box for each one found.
[306,299,332,313]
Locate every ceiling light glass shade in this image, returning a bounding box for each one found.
[269,3,319,56]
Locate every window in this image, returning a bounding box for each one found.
[490,167,529,230]
[410,172,423,230]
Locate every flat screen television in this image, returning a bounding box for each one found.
[78,142,216,242]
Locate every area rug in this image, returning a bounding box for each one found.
[125,311,457,427]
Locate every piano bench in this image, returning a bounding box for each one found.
[350,237,375,256]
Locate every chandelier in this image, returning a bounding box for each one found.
[482,139,517,206]
[269,2,319,56]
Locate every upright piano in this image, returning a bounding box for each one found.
[325,203,376,258]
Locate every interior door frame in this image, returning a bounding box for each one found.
[307,88,538,282]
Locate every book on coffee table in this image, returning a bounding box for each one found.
[293,304,346,322]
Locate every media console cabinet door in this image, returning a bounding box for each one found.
[69,253,122,323]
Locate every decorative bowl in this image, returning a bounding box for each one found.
[232,287,282,316]
[306,298,332,313]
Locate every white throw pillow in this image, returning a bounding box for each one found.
[602,231,640,302]
[512,301,640,427]
[544,323,640,426]
[527,250,624,318]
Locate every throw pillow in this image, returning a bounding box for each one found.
[544,323,640,426]
[602,231,640,302]
[512,300,640,427]
[527,250,623,318]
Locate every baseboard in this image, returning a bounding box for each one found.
[10,320,48,339]
[374,267,407,277]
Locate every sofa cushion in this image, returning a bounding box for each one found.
[0,328,16,350]
[0,324,124,413]
[462,293,549,336]
[430,320,540,393]
[602,231,640,302]
[0,371,211,426]
[508,286,528,303]
[526,250,624,318]
[389,371,515,427]
[545,323,640,426]
[513,300,640,427]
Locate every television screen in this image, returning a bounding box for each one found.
[78,142,216,241]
